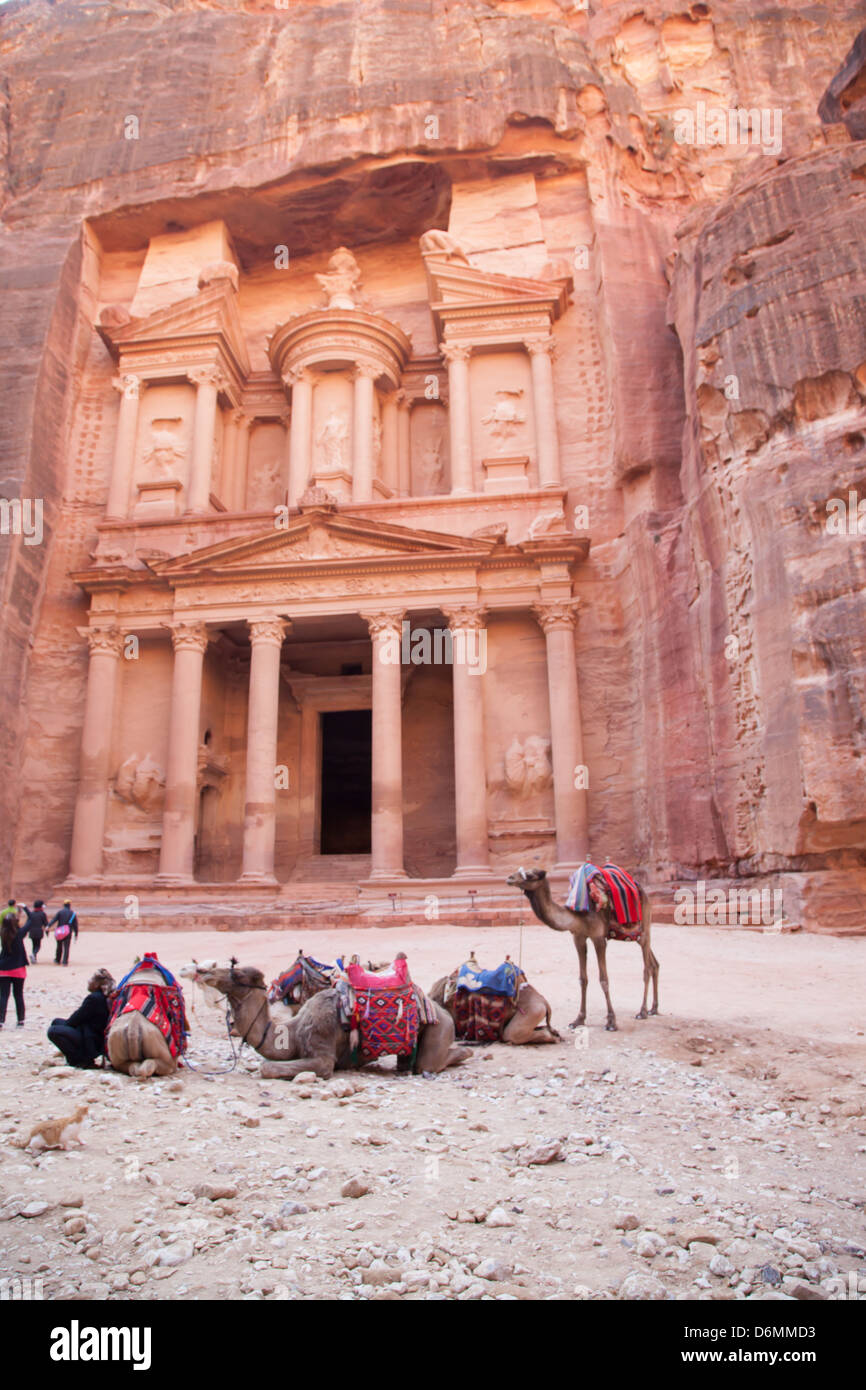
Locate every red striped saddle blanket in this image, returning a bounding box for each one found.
[451,989,514,1044]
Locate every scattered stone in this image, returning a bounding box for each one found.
[619,1271,667,1300]
[341,1178,371,1199]
[473,1258,511,1282]
[279,1201,309,1218]
[615,1213,640,1232]
[517,1140,563,1167]
[194,1184,237,1202]
[486,1207,515,1228]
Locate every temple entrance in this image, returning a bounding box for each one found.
[320,709,372,854]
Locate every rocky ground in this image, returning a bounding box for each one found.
[1,921,864,1302]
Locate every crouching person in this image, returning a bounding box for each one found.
[47,969,115,1068]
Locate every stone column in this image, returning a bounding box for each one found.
[286,368,313,507]
[363,611,406,879]
[534,599,587,866]
[241,616,289,883]
[68,627,125,880]
[441,343,473,495]
[443,605,489,875]
[526,335,561,489]
[381,393,399,494]
[106,374,142,520]
[158,622,209,882]
[353,365,377,503]
[396,391,412,496]
[187,368,222,513]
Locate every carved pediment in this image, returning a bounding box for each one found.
[151,510,496,581]
[97,279,250,385]
[422,249,571,342]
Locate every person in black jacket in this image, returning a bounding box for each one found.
[19,900,48,964]
[49,900,78,966]
[0,914,29,1027]
[47,969,115,1068]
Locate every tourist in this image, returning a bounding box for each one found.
[0,899,18,929]
[49,900,78,966]
[0,911,28,1028]
[20,899,49,963]
[47,969,115,1069]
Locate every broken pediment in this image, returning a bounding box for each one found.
[97,278,250,390]
[420,239,571,343]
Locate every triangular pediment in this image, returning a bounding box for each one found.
[97,281,251,379]
[151,510,497,580]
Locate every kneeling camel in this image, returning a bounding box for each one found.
[193,963,471,1078]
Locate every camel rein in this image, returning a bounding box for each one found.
[183,980,270,1079]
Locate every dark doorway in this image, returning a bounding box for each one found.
[320,709,372,854]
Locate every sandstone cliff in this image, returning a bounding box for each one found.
[1,0,864,927]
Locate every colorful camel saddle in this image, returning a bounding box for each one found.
[442,959,521,1043]
[567,862,643,941]
[452,989,514,1044]
[346,957,436,1062]
[268,954,335,1006]
[107,953,189,1059]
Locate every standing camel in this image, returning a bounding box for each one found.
[193,963,470,1078]
[506,867,659,1031]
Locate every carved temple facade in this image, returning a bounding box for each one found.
[63,222,592,900]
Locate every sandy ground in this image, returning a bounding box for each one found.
[1,921,864,1302]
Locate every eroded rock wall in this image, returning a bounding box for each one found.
[1,0,865,926]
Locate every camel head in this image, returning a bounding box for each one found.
[192,961,267,1001]
[506,866,548,894]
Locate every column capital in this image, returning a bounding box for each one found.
[169,621,210,654]
[533,598,580,632]
[111,372,141,399]
[525,334,557,359]
[248,616,290,647]
[440,341,472,364]
[85,626,124,658]
[189,366,226,392]
[442,604,487,632]
[283,365,312,389]
[362,610,405,640]
[231,409,254,430]
[353,362,379,382]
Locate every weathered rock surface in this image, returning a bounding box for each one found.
[0,0,863,926]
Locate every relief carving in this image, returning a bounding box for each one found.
[316,411,349,471]
[504,735,553,796]
[114,753,166,814]
[482,389,527,453]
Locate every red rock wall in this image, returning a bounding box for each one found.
[2,0,865,927]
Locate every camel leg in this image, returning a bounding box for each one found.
[636,938,651,1019]
[445,1045,472,1068]
[569,937,588,1028]
[259,1055,335,1080]
[592,936,617,1031]
[650,947,660,1014]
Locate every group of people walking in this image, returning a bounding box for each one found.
[0,898,80,1028]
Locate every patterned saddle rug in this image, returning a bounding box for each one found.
[567,862,644,940]
[452,988,515,1044]
[268,954,333,1006]
[107,953,189,1059]
[345,957,431,1062]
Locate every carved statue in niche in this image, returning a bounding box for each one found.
[143,420,186,479]
[316,411,349,471]
[114,753,166,815]
[421,435,445,493]
[482,390,527,452]
[315,246,362,310]
[504,735,553,797]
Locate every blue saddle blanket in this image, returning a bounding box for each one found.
[456,961,520,998]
